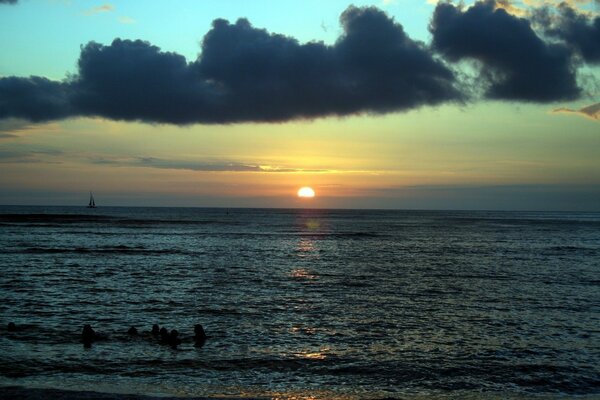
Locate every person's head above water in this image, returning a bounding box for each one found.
[168,329,181,348]
[194,324,207,339]
[82,324,94,334]
[159,327,169,341]
[194,324,205,334]
[82,324,96,347]
[194,324,207,347]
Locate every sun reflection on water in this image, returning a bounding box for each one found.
[297,237,316,253]
[290,325,317,335]
[235,387,359,400]
[290,347,331,360]
[305,219,320,231]
[289,268,318,281]
[269,391,357,400]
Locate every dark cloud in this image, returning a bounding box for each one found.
[195,7,459,122]
[533,3,600,64]
[335,6,459,111]
[0,77,72,122]
[0,6,460,124]
[1,3,597,124]
[0,0,18,4]
[71,39,216,123]
[430,0,580,102]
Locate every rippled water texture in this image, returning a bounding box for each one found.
[0,207,599,399]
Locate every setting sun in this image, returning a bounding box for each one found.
[297,187,316,198]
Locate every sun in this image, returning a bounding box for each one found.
[297,186,316,198]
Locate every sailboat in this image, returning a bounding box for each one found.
[87,192,96,208]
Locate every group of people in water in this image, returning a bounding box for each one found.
[7,322,206,350]
[82,323,207,349]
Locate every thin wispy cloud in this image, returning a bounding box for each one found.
[493,0,529,16]
[89,156,335,173]
[552,102,600,120]
[0,149,64,163]
[118,16,136,24]
[1,148,370,174]
[524,0,596,9]
[83,3,114,16]
[0,119,33,133]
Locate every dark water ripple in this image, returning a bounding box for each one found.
[0,206,599,399]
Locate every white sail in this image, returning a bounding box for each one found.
[87,192,96,208]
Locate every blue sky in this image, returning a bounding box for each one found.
[0,1,434,78]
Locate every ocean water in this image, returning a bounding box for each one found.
[0,206,598,399]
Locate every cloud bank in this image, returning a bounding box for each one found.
[1,6,459,124]
[0,2,598,125]
[430,0,580,102]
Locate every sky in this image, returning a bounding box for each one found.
[0,0,599,210]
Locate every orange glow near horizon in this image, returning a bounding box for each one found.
[297,187,316,198]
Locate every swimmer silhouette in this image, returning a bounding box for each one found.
[194,324,207,347]
[7,322,16,332]
[127,326,138,336]
[159,327,169,344]
[169,329,181,349]
[82,324,96,347]
[151,324,160,336]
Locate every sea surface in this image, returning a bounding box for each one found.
[0,206,599,399]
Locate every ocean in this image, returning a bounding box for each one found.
[0,206,598,399]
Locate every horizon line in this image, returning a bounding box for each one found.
[0,204,598,214]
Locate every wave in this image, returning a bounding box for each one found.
[10,245,188,256]
[543,245,598,256]
[0,214,239,227]
[0,214,117,224]
[0,387,206,400]
[1,351,598,395]
[2,320,599,394]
